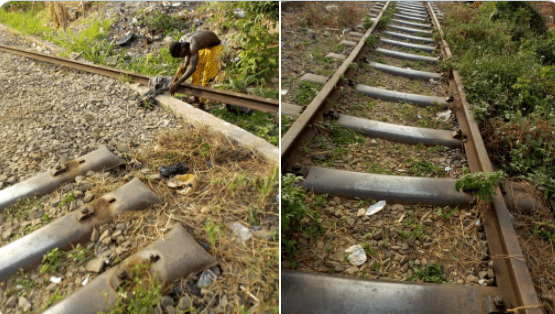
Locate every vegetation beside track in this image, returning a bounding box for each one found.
[444,3,555,310]
[443,2,555,208]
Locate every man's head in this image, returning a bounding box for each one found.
[169,42,190,58]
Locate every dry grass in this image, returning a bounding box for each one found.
[81,126,279,313]
[515,206,555,314]
[282,1,370,29]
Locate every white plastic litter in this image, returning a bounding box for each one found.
[478,279,487,286]
[436,110,452,120]
[233,8,245,18]
[280,89,288,95]
[366,200,386,216]
[417,115,423,119]
[231,222,252,244]
[81,274,89,286]
[445,166,452,172]
[345,245,367,266]
[49,276,62,284]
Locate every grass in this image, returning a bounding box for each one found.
[4,269,36,300]
[293,81,322,106]
[39,288,65,312]
[435,206,458,219]
[409,263,448,283]
[40,248,63,274]
[209,107,278,146]
[100,263,163,314]
[443,2,555,205]
[281,174,324,267]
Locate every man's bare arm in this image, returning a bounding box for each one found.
[169,54,198,94]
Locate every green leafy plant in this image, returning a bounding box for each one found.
[455,171,507,202]
[67,244,90,264]
[363,14,374,29]
[531,222,555,242]
[137,11,186,32]
[410,263,448,283]
[100,263,163,314]
[58,191,75,208]
[39,288,65,311]
[40,248,63,274]
[199,142,211,159]
[363,242,375,257]
[365,35,377,48]
[204,218,224,246]
[435,206,458,219]
[281,174,324,265]
[120,73,132,84]
[223,2,279,87]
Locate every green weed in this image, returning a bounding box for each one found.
[281,115,295,136]
[281,174,324,265]
[293,81,321,106]
[530,222,555,242]
[39,288,65,311]
[435,206,458,219]
[455,171,506,202]
[204,218,224,246]
[210,107,278,146]
[100,263,163,314]
[66,244,90,264]
[40,248,63,274]
[410,263,448,283]
[58,191,75,208]
[365,35,377,48]
[409,158,445,177]
[363,14,374,29]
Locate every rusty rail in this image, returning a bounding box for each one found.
[281,2,391,170]
[0,43,278,114]
[282,1,542,313]
[425,3,541,313]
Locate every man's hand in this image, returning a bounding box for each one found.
[168,82,179,96]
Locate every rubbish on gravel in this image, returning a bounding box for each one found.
[366,200,386,216]
[168,174,199,195]
[81,274,89,286]
[445,166,452,172]
[436,109,452,120]
[159,162,189,178]
[231,222,252,244]
[116,33,136,46]
[198,269,217,287]
[280,89,288,95]
[49,276,62,284]
[345,245,367,266]
[225,104,253,115]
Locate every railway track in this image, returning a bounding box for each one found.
[0,43,279,115]
[282,2,542,313]
[0,28,279,312]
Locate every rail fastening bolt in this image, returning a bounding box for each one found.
[493,296,505,309]
[117,269,127,280]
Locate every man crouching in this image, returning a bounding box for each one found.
[168,30,222,104]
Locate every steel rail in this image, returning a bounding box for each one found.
[425,3,542,313]
[281,2,391,169]
[0,43,278,114]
